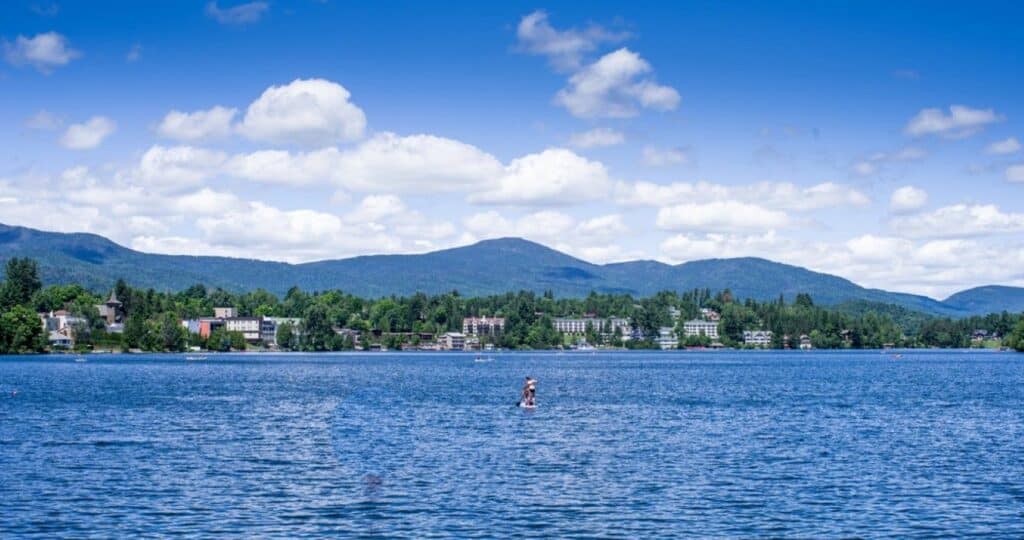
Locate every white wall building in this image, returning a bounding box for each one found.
[225,317,261,342]
[743,330,773,346]
[439,332,465,351]
[656,327,677,350]
[553,317,630,335]
[683,319,719,339]
[462,316,505,337]
[214,307,237,319]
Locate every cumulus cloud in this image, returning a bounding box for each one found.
[3,31,80,73]
[133,145,227,189]
[889,186,928,214]
[987,137,1021,155]
[656,201,791,233]
[555,48,680,118]
[642,146,688,167]
[59,116,116,149]
[890,203,1024,238]
[616,180,869,211]
[515,10,627,71]
[569,127,625,149]
[470,148,612,205]
[347,194,407,223]
[157,106,237,141]
[904,105,1002,138]
[205,1,268,24]
[238,78,366,145]
[332,133,502,192]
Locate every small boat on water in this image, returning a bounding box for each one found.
[73,357,87,363]
[185,355,208,361]
[474,355,494,363]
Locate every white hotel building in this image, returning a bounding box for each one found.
[682,319,719,339]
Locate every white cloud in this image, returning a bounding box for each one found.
[238,78,366,145]
[133,145,227,189]
[205,1,268,24]
[59,116,116,150]
[987,137,1021,155]
[157,106,237,141]
[616,180,869,211]
[347,194,407,223]
[852,146,926,176]
[904,105,1002,138]
[642,146,688,167]
[24,110,62,130]
[575,214,628,238]
[555,48,680,119]
[890,186,928,214]
[656,201,791,232]
[1006,164,1024,182]
[891,203,1024,238]
[3,31,80,73]
[568,127,625,149]
[470,148,612,205]
[332,133,502,192]
[515,10,626,71]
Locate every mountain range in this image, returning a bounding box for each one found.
[0,223,1021,317]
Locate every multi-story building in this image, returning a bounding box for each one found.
[553,317,630,335]
[462,316,505,337]
[262,317,303,345]
[214,307,237,319]
[683,319,719,339]
[656,327,677,350]
[799,334,813,350]
[743,330,773,346]
[225,317,261,342]
[700,308,721,322]
[439,332,465,351]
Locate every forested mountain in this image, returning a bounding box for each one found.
[1,223,1019,317]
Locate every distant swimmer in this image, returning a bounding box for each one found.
[519,376,536,408]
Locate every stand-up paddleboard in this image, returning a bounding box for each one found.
[518,401,536,409]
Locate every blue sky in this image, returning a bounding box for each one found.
[2,1,1023,298]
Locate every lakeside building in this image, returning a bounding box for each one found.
[700,308,721,322]
[554,317,631,336]
[214,307,236,319]
[95,290,124,333]
[799,334,813,350]
[41,310,87,333]
[263,317,303,345]
[462,316,505,337]
[656,327,677,349]
[683,319,719,339]
[224,317,262,343]
[439,332,465,351]
[743,330,773,346]
[48,330,73,349]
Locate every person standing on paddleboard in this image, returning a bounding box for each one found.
[520,377,537,407]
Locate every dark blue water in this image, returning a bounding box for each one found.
[1,351,1023,538]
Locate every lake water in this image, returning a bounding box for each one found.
[1,350,1023,537]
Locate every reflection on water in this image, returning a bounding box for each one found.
[1,351,1023,537]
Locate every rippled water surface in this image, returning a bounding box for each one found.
[2,350,1023,537]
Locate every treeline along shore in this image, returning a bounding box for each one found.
[0,257,1023,354]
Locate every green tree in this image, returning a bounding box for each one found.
[276,323,296,350]
[0,305,47,353]
[0,258,43,309]
[1006,319,1024,352]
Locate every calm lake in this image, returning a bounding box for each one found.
[1,350,1022,537]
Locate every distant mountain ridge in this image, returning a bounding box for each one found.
[0,223,1020,317]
